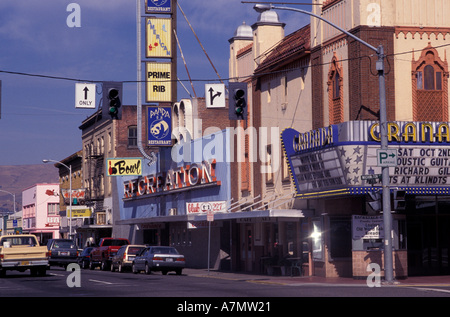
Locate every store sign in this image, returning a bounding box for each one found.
[148,106,172,146]
[61,189,86,205]
[146,17,172,58]
[69,207,92,218]
[146,0,172,14]
[107,158,142,176]
[186,201,226,214]
[352,215,384,240]
[369,122,450,144]
[146,62,172,102]
[123,159,220,199]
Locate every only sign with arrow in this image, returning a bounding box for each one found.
[75,83,96,109]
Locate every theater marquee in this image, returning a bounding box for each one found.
[281,121,450,199]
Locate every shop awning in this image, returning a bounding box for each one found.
[115,208,314,226]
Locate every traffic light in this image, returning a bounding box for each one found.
[108,88,121,119]
[229,82,247,120]
[366,191,382,213]
[102,82,123,120]
[393,189,406,211]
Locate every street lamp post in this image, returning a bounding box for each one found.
[43,159,73,240]
[253,4,394,283]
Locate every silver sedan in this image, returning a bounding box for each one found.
[132,246,185,275]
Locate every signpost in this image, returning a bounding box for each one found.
[207,210,214,274]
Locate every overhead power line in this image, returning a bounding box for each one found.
[1,42,449,85]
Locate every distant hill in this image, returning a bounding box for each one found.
[0,164,59,214]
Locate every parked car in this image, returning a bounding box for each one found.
[111,244,146,273]
[77,247,94,269]
[132,246,185,275]
[47,239,78,268]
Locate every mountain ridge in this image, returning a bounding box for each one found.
[0,164,59,214]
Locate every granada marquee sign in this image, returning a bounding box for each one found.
[123,159,220,200]
[281,121,450,199]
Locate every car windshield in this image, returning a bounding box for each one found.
[151,247,179,255]
[1,236,38,247]
[53,240,76,249]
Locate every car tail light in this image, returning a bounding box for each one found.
[176,257,185,262]
[0,254,3,260]
[46,251,51,257]
[153,256,164,261]
[123,252,127,260]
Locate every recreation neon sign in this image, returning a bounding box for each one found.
[123,159,220,199]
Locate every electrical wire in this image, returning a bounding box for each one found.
[1,42,449,85]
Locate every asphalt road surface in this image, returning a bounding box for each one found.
[1,266,449,314]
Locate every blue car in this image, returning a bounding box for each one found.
[47,239,78,268]
[132,246,185,275]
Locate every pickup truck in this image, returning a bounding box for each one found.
[89,237,129,271]
[0,234,49,277]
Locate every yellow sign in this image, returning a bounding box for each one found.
[146,62,172,102]
[146,17,172,58]
[69,207,92,218]
[107,158,142,176]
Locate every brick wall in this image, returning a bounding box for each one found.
[352,250,408,279]
[348,26,396,121]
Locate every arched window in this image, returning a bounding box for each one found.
[327,53,344,124]
[412,43,448,121]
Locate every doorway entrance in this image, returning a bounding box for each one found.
[241,224,253,272]
[407,200,450,276]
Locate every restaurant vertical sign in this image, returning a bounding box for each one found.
[146,0,173,14]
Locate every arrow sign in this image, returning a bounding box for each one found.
[83,86,89,100]
[209,87,222,106]
[75,83,96,109]
[205,84,225,108]
[377,149,397,167]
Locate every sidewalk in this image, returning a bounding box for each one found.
[184,268,450,287]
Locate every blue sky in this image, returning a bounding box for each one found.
[0,0,309,166]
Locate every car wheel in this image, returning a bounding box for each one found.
[101,260,109,271]
[118,263,123,273]
[132,263,138,274]
[145,263,151,275]
[110,263,115,272]
[162,270,168,275]
[175,269,182,275]
[89,260,95,270]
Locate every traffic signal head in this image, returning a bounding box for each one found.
[229,82,247,120]
[108,88,121,119]
[102,82,123,120]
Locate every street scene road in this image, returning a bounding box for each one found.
[1,266,450,300]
